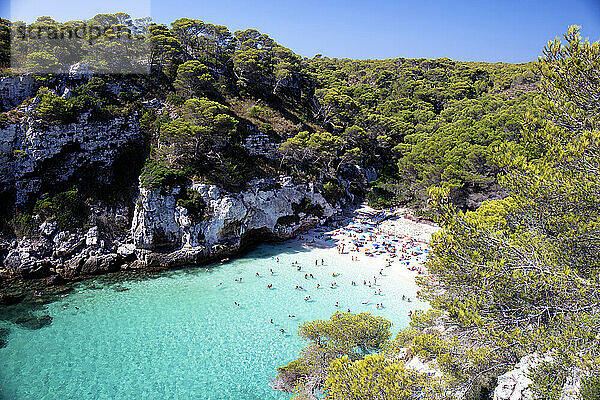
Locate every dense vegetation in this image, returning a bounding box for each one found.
[1,13,537,219]
[274,27,600,399]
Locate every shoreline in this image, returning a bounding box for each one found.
[0,205,439,305]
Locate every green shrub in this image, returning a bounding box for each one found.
[139,158,186,189]
[33,187,88,231]
[580,375,600,400]
[176,189,206,221]
[8,212,37,238]
[246,105,267,119]
[322,181,345,205]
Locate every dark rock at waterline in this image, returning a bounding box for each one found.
[45,274,67,286]
[113,285,129,292]
[0,293,25,305]
[13,314,52,330]
[65,253,122,276]
[142,246,207,269]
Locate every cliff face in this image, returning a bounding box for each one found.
[0,112,143,206]
[128,176,336,269]
[0,75,339,281]
[132,177,335,251]
[0,176,336,279]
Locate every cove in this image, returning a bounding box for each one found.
[0,230,429,400]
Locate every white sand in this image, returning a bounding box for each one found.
[379,217,440,243]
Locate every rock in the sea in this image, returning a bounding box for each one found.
[0,327,9,348]
[13,314,52,330]
[2,238,52,278]
[79,253,121,275]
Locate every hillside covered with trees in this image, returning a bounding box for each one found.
[0,13,537,232]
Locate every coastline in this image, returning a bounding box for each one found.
[0,204,439,307]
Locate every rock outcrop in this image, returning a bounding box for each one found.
[0,75,42,112]
[130,176,336,267]
[0,175,338,279]
[492,353,583,400]
[0,111,144,206]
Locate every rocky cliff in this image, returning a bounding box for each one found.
[0,176,336,279]
[0,75,340,282]
[0,111,144,206]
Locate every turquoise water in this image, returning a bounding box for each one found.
[0,233,429,400]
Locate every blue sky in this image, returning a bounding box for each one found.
[2,0,600,62]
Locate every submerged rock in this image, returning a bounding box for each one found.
[0,327,9,348]
[13,313,52,330]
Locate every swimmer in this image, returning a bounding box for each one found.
[270,319,273,324]
[270,269,274,274]
[256,272,260,276]
[216,282,223,287]
[335,302,339,307]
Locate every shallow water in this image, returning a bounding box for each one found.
[0,235,429,400]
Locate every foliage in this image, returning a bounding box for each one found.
[419,26,600,396]
[273,312,392,398]
[325,354,427,400]
[33,188,88,231]
[174,60,216,97]
[139,157,186,189]
[176,189,206,221]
